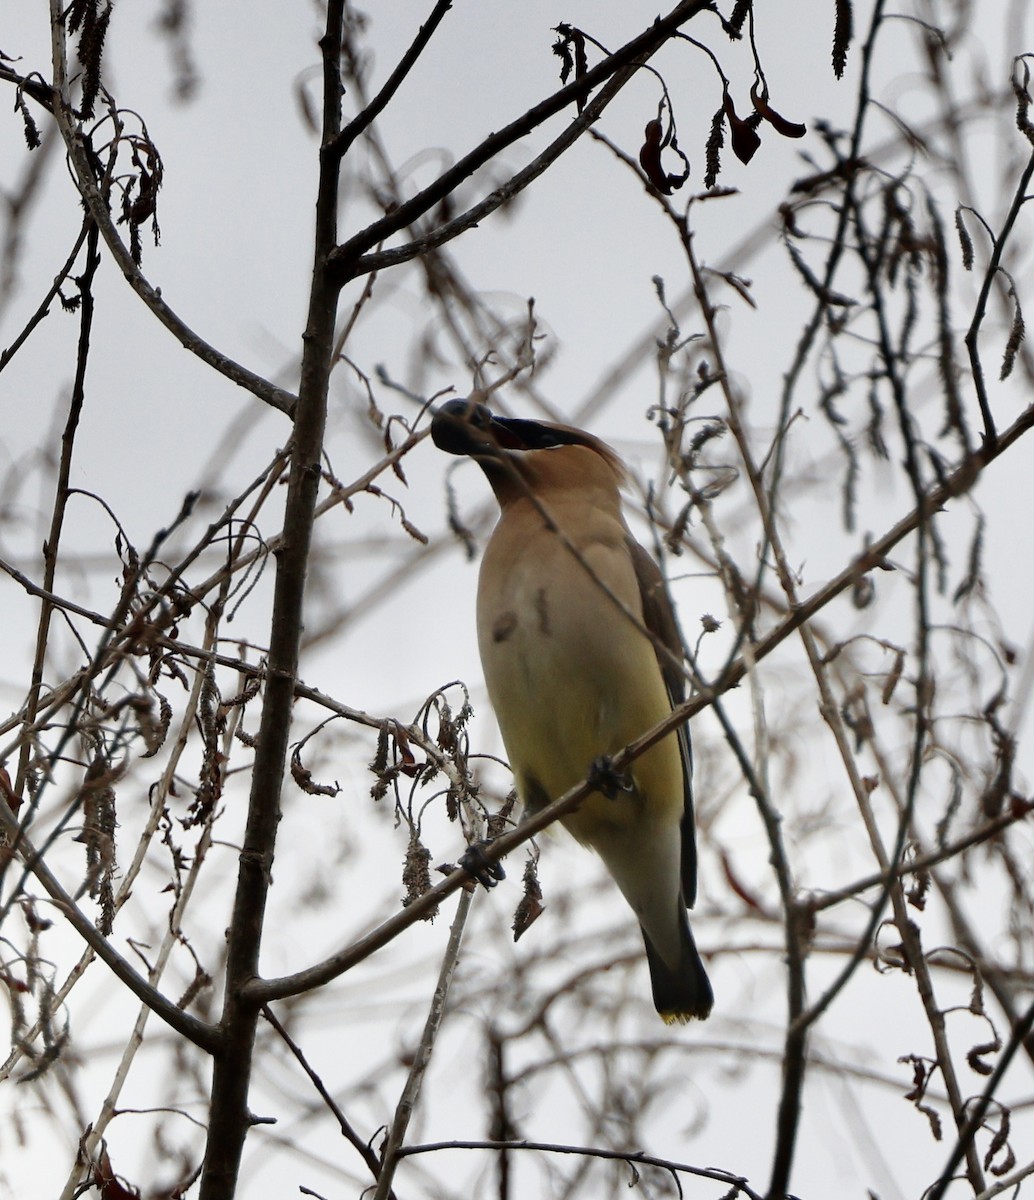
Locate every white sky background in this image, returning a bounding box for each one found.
[1,2,1034,1198]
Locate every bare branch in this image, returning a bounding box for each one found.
[329,0,454,161]
[328,0,712,283]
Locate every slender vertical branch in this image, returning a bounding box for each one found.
[964,146,1034,450]
[11,223,98,809]
[198,3,346,1196]
[673,222,808,1200]
[843,138,988,1192]
[373,889,475,1200]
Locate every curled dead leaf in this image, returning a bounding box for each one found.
[723,91,761,164]
[751,82,807,138]
[638,118,690,194]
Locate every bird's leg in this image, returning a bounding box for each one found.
[588,755,635,799]
[459,840,506,889]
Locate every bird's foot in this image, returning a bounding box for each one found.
[588,755,634,799]
[459,840,506,889]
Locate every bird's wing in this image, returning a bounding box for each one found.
[627,536,697,908]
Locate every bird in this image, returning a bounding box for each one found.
[431,398,713,1023]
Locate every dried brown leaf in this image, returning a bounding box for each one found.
[290,745,340,798]
[512,853,544,941]
[750,83,806,138]
[723,92,761,164]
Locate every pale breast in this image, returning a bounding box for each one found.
[477,500,679,815]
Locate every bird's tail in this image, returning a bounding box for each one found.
[642,908,713,1023]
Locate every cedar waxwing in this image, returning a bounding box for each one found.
[432,399,713,1022]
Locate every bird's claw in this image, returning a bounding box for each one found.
[589,755,635,799]
[459,840,506,889]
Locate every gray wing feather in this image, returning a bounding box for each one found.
[626,537,697,908]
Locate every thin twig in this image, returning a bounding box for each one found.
[262,1005,394,1198]
[964,145,1034,449]
[0,217,91,374]
[373,887,475,1200]
[12,222,99,813]
[396,1140,763,1198]
[329,0,454,161]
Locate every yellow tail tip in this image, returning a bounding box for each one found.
[659,1003,712,1024]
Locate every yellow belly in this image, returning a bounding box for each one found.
[477,524,683,837]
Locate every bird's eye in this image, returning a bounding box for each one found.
[436,398,493,428]
[431,399,500,456]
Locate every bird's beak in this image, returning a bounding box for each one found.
[430,398,526,460]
